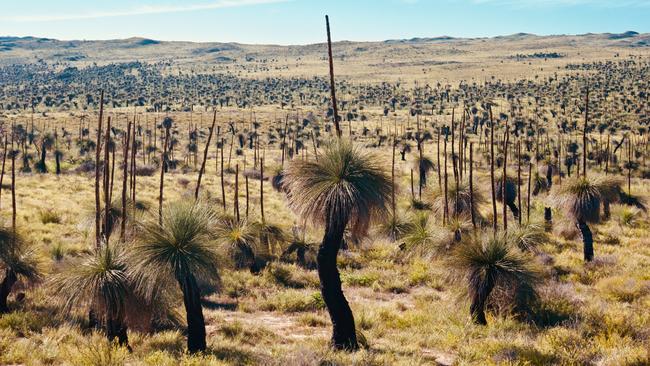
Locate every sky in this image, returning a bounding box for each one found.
[0,0,649,45]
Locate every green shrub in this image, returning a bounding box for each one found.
[259,290,325,313]
[39,208,62,224]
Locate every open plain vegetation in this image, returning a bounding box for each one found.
[0,28,649,365]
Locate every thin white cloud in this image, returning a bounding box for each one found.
[1,0,290,22]
[471,0,650,7]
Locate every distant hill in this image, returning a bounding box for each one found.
[1,31,648,84]
[0,31,647,66]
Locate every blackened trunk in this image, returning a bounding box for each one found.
[470,274,495,325]
[297,247,306,268]
[179,274,207,353]
[544,207,552,229]
[38,148,47,173]
[0,269,17,313]
[506,201,519,220]
[55,152,61,175]
[602,201,611,221]
[576,219,594,262]
[106,315,130,350]
[318,218,358,351]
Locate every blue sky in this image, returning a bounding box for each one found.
[0,0,649,44]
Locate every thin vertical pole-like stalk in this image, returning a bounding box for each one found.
[159,125,170,225]
[195,110,216,199]
[260,157,265,222]
[234,164,240,222]
[489,107,497,234]
[95,90,104,248]
[436,127,441,189]
[0,135,7,210]
[130,120,137,219]
[443,134,449,225]
[120,121,132,242]
[527,157,532,224]
[583,86,589,178]
[326,15,341,138]
[469,142,475,230]
[109,135,116,205]
[104,116,111,242]
[281,116,288,165]
[10,127,16,236]
[627,139,632,194]
[517,140,522,226]
[605,134,610,176]
[410,169,415,202]
[220,139,226,211]
[391,138,396,217]
[245,170,250,219]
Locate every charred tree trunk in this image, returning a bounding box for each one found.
[470,273,495,325]
[178,274,207,353]
[576,219,593,262]
[106,314,130,350]
[0,269,17,313]
[55,151,61,175]
[318,215,358,350]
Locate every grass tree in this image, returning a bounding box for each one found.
[131,201,220,353]
[35,132,55,173]
[214,216,261,272]
[0,228,40,313]
[49,243,132,348]
[284,139,392,350]
[550,177,601,261]
[452,233,538,325]
[496,175,519,220]
[432,181,484,221]
[401,212,446,258]
[592,175,623,220]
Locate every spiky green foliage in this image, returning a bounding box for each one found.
[0,228,41,283]
[401,213,447,259]
[281,240,318,269]
[130,201,221,298]
[451,232,540,322]
[377,212,414,241]
[446,215,472,242]
[283,139,392,241]
[452,234,538,287]
[592,176,623,204]
[49,243,131,317]
[532,172,550,196]
[507,223,548,253]
[550,177,601,223]
[432,181,485,219]
[255,221,288,257]
[214,217,261,269]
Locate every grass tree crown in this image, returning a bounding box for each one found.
[283,139,392,239]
